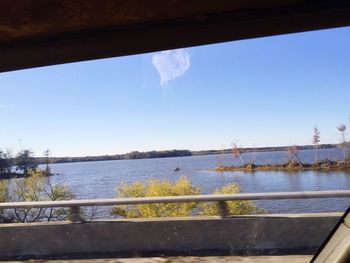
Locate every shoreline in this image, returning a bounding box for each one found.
[212,160,350,172]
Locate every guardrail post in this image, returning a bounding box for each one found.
[69,206,82,223]
[218,201,229,218]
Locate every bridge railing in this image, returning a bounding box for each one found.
[1,190,350,222]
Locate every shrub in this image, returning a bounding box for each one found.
[111,176,258,218]
[199,183,258,216]
[112,176,201,218]
[0,180,10,222]
[9,169,75,222]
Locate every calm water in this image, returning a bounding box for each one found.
[42,148,350,216]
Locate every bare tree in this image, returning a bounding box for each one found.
[312,126,320,164]
[337,124,347,161]
[43,148,51,176]
[287,145,303,166]
[216,145,225,167]
[232,144,245,166]
[250,147,256,165]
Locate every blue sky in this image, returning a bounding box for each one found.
[1,26,350,157]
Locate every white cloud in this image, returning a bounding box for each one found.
[152,49,191,85]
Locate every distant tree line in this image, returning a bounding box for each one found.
[36,149,193,164]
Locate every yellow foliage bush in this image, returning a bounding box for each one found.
[199,183,258,216]
[112,176,201,218]
[0,180,7,203]
[111,176,258,218]
[0,180,9,222]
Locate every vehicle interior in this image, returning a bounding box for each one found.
[0,1,350,262]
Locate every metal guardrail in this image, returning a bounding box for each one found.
[1,190,350,222]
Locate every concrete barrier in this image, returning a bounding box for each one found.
[0,213,341,260]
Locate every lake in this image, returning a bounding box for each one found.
[40,147,350,217]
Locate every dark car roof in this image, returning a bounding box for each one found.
[0,0,350,72]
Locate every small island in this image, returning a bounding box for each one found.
[213,136,350,172]
[213,160,350,172]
